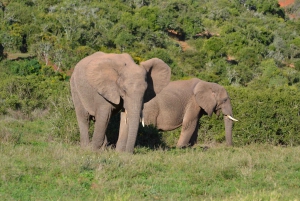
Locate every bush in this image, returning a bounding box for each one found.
[4,59,41,76]
[198,86,300,146]
[0,73,67,117]
[203,37,225,59]
[295,60,300,71]
[48,84,80,143]
[145,48,173,66]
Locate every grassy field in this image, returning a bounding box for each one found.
[1,117,300,201]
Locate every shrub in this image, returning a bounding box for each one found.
[0,73,67,118]
[198,86,300,146]
[145,48,173,66]
[203,37,225,59]
[295,60,300,71]
[5,59,41,76]
[48,85,80,143]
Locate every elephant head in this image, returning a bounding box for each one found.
[193,80,238,146]
[84,52,171,153]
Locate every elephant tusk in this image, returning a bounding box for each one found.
[227,115,238,122]
[140,113,145,127]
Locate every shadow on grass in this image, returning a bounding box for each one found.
[106,114,167,150]
[136,124,167,150]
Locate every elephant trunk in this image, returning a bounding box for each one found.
[125,101,143,153]
[224,116,233,146]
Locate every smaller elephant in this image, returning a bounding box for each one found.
[142,78,238,147]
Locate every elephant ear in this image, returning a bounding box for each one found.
[141,58,171,102]
[85,58,120,105]
[193,81,217,117]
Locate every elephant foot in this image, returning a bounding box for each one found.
[80,141,90,148]
[91,135,108,151]
[176,143,190,149]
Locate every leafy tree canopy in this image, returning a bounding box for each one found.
[0,0,299,87]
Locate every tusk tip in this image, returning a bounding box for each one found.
[142,119,145,127]
[227,115,238,122]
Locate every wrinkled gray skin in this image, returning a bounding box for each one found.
[142,78,237,147]
[70,52,171,153]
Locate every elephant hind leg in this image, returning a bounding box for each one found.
[72,93,90,147]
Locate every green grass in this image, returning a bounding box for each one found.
[1,118,300,201]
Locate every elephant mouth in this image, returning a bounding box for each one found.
[124,109,145,127]
[226,115,238,122]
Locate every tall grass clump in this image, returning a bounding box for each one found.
[47,83,80,143]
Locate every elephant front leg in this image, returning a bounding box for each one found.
[92,109,111,150]
[177,119,199,148]
[189,118,200,146]
[177,104,200,148]
[116,110,128,152]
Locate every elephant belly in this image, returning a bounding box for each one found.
[156,114,183,131]
[156,103,184,131]
[143,92,186,131]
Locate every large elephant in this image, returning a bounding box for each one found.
[70,52,171,153]
[142,78,238,147]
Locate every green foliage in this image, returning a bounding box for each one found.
[232,86,300,146]
[0,59,68,117]
[243,0,285,17]
[203,37,225,59]
[48,84,79,143]
[198,86,300,146]
[115,31,135,51]
[1,2,300,200]
[295,60,300,71]
[0,75,64,116]
[0,76,42,114]
[145,48,173,66]
[1,0,300,148]
[6,59,41,76]
[0,0,297,77]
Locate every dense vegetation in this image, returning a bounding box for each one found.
[1,0,300,200]
[1,0,300,81]
[1,0,300,146]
